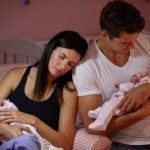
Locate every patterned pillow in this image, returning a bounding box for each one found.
[0,63,29,81]
[72,128,111,150]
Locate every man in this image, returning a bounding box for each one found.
[73,0,150,149]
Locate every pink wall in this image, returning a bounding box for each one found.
[0,0,150,41]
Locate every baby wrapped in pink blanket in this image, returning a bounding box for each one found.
[88,70,150,131]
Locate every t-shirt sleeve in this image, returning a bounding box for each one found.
[72,60,100,96]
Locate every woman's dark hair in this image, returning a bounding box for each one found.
[33,30,88,101]
[100,0,145,40]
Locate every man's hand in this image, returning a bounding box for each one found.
[117,83,150,114]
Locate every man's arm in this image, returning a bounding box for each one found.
[78,94,102,130]
[118,83,150,114]
[78,94,150,136]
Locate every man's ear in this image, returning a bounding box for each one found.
[101,30,109,39]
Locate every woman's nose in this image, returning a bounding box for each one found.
[60,60,68,70]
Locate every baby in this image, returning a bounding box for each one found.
[88,70,150,131]
[0,99,63,150]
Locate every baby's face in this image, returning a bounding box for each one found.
[131,75,139,83]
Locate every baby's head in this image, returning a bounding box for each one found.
[146,71,150,77]
[131,74,139,83]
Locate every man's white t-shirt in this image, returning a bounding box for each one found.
[72,33,150,145]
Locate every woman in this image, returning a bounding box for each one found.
[0,30,88,150]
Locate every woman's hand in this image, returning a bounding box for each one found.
[0,109,36,125]
[117,83,150,114]
[0,123,31,140]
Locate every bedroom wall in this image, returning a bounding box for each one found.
[0,0,150,41]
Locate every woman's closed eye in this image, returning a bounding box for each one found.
[59,52,78,68]
[59,53,66,59]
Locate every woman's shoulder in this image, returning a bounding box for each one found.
[63,81,77,96]
[62,81,77,104]
[66,81,76,90]
[2,66,28,87]
[6,66,27,78]
[0,66,29,96]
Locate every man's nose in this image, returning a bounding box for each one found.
[129,43,134,49]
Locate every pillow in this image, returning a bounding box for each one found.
[0,63,29,81]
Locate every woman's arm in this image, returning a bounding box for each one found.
[0,95,76,150]
[0,67,30,139]
[0,122,31,140]
[0,67,26,99]
[29,81,77,150]
[0,69,77,149]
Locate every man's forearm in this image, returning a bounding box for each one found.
[86,100,150,136]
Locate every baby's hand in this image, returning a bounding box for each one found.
[114,83,120,89]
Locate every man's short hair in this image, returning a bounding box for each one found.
[100,0,145,40]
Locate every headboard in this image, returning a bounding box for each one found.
[1,31,149,65]
[0,38,44,64]
[0,36,98,65]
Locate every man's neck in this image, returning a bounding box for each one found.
[96,37,130,67]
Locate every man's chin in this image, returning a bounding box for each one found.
[123,49,130,54]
